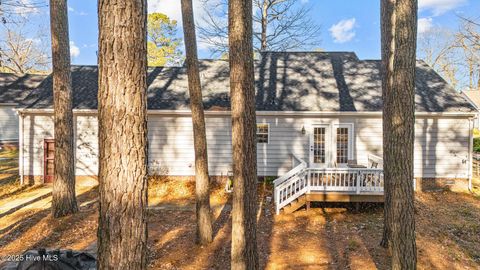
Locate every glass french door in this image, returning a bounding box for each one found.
[309,125,329,168]
[333,124,353,167]
[309,124,353,168]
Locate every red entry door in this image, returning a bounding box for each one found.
[44,139,55,183]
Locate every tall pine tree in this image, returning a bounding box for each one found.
[97,0,148,269]
[49,0,78,218]
[229,0,259,268]
[380,0,418,268]
[180,0,214,245]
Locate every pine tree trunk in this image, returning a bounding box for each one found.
[97,1,148,269]
[49,0,78,218]
[261,0,268,51]
[180,0,214,245]
[229,0,259,269]
[381,0,418,269]
[380,0,392,249]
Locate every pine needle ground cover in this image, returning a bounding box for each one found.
[1,163,479,269]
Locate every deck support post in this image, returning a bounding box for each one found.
[306,200,310,211]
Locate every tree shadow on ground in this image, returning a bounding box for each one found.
[0,186,98,255]
[0,191,52,219]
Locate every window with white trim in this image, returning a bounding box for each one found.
[256,124,269,144]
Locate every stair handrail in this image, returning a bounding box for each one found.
[273,154,308,214]
[273,154,307,187]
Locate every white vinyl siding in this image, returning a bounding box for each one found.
[75,115,99,176]
[21,112,472,179]
[0,105,19,141]
[21,114,99,177]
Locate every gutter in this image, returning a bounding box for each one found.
[469,117,474,192]
[14,108,478,117]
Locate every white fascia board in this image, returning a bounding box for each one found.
[149,110,478,117]
[14,108,478,117]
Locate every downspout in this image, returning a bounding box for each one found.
[469,116,474,192]
[18,111,24,185]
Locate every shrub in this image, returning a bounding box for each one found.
[474,137,480,152]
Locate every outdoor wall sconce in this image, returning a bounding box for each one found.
[301,126,306,135]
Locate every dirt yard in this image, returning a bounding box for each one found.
[1,148,479,269]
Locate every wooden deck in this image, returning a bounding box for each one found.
[305,192,384,203]
[281,192,384,214]
[273,154,385,214]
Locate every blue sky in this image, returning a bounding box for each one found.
[18,0,480,65]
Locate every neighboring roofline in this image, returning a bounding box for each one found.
[461,91,480,111]
[15,108,478,117]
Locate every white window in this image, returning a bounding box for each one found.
[256,124,269,144]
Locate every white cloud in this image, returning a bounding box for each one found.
[148,0,206,26]
[418,17,433,34]
[13,0,40,16]
[68,6,88,16]
[25,38,42,44]
[70,41,80,58]
[418,0,467,16]
[329,18,357,43]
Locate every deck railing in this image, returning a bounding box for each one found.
[308,168,384,193]
[273,155,384,214]
[367,154,384,169]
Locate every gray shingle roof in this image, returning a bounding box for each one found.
[0,73,47,104]
[21,52,476,113]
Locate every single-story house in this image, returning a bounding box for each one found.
[461,90,480,128]
[0,73,46,143]
[15,52,476,212]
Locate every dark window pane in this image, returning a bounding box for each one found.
[256,124,269,144]
[336,128,348,163]
[313,127,325,163]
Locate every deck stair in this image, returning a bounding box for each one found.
[273,154,385,214]
[281,195,307,214]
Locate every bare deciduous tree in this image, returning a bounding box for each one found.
[417,17,480,91]
[456,17,480,90]
[418,28,459,88]
[49,0,78,218]
[0,20,49,74]
[380,0,417,269]
[0,0,46,20]
[199,0,321,56]
[229,0,259,268]
[97,0,148,269]
[180,0,213,245]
